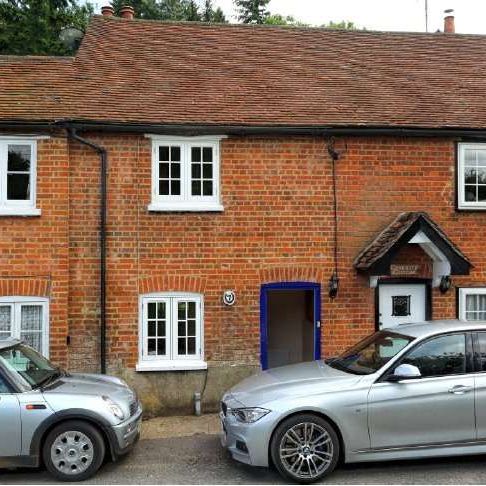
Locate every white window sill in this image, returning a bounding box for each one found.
[0,207,41,216]
[458,203,486,211]
[136,360,208,372]
[148,203,224,213]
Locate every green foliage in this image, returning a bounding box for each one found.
[321,20,359,30]
[112,0,227,22]
[264,14,307,26]
[0,0,93,55]
[234,0,269,24]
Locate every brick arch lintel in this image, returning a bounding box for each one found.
[259,266,326,285]
[139,275,207,295]
[0,277,51,297]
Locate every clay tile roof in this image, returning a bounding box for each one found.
[4,16,486,127]
[0,56,74,122]
[353,212,471,272]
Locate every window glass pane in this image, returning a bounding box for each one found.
[192,181,201,196]
[203,181,213,196]
[178,338,186,355]
[478,168,486,184]
[401,334,466,378]
[202,147,212,162]
[21,305,42,331]
[465,168,477,184]
[188,337,196,355]
[157,338,166,356]
[465,185,477,201]
[159,180,169,195]
[157,322,165,336]
[148,339,156,355]
[171,180,180,195]
[159,146,169,161]
[178,321,185,336]
[159,163,169,179]
[171,163,180,179]
[192,164,201,179]
[7,174,30,200]
[203,164,213,178]
[478,150,486,166]
[0,306,11,333]
[148,302,156,319]
[157,302,166,318]
[191,147,201,162]
[188,302,196,319]
[20,332,42,352]
[478,186,486,202]
[178,302,186,319]
[464,149,476,166]
[8,145,31,172]
[148,321,156,337]
[188,320,196,336]
[171,146,180,161]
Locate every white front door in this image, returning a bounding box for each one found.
[378,283,427,329]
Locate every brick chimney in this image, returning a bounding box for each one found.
[101,5,114,16]
[444,9,455,33]
[120,5,135,20]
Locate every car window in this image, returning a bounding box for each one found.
[476,332,486,371]
[0,373,10,393]
[400,333,466,378]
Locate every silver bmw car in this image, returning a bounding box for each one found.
[221,319,486,483]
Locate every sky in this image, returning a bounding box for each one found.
[90,0,486,34]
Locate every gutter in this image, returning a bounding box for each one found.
[68,128,108,375]
[2,119,486,138]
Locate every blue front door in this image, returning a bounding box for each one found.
[260,282,321,370]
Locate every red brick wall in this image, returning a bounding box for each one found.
[5,133,486,373]
[64,134,486,371]
[0,133,70,366]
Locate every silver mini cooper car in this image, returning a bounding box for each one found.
[0,339,142,481]
[221,320,486,483]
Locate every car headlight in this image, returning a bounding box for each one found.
[102,395,125,421]
[230,407,270,423]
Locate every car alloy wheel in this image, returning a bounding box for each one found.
[43,420,105,482]
[271,414,339,483]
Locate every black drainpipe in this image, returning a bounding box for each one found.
[68,128,108,374]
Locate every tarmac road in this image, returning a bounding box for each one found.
[3,432,486,484]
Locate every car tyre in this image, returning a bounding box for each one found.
[43,420,106,482]
[271,413,340,484]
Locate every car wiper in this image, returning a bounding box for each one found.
[35,369,62,389]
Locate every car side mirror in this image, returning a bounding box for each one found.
[387,363,422,382]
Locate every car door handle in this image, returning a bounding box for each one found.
[448,385,473,394]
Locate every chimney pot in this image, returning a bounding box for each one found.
[120,5,135,20]
[444,9,455,33]
[101,5,114,16]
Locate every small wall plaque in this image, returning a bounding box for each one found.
[222,290,236,306]
[390,264,419,276]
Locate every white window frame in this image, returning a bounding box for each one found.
[137,292,206,371]
[0,137,42,216]
[457,143,486,210]
[458,288,486,322]
[0,296,49,357]
[146,135,225,212]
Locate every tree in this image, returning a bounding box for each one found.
[264,14,307,26]
[0,0,93,56]
[234,0,270,24]
[322,20,359,30]
[112,0,226,22]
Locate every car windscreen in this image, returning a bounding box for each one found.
[327,330,415,375]
[0,344,59,389]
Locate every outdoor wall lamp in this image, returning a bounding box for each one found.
[439,275,452,294]
[328,273,339,299]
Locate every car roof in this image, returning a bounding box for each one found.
[394,319,486,339]
[0,338,21,350]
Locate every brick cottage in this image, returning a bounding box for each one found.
[1,10,486,415]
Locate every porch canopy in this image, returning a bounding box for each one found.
[353,212,471,287]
